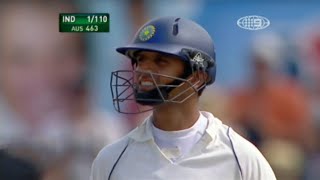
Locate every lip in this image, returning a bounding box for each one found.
[138,76,153,83]
[137,78,155,91]
[138,85,155,92]
[138,74,153,81]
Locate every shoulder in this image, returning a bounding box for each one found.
[90,131,133,180]
[225,127,276,180]
[202,111,276,180]
[92,125,139,166]
[95,136,129,161]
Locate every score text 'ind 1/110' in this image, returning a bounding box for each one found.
[59,13,109,33]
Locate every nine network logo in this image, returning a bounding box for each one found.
[237,15,270,30]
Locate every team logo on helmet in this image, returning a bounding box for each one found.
[191,52,205,67]
[139,25,156,41]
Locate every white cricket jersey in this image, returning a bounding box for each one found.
[90,111,276,180]
[151,112,208,162]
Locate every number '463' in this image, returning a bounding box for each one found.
[86,25,98,32]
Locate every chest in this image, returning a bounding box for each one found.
[111,143,242,180]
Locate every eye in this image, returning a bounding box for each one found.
[156,58,169,66]
[135,55,145,64]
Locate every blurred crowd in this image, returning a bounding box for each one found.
[0,1,128,180]
[0,1,319,180]
[201,29,320,180]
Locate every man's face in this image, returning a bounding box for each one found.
[134,51,185,92]
[0,5,85,114]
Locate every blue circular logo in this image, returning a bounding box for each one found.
[139,25,156,41]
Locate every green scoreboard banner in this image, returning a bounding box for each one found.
[59,13,109,33]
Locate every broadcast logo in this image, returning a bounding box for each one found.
[237,15,270,30]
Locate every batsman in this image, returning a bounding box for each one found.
[91,16,276,180]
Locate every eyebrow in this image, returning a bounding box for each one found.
[135,52,145,59]
[135,52,175,60]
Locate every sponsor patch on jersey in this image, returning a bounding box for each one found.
[237,15,270,30]
[139,25,156,41]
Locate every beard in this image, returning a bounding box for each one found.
[133,61,193,106]
[134,78,185,106]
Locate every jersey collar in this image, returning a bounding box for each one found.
[128,111,221,144]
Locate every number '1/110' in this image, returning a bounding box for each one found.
[87,15,108,23]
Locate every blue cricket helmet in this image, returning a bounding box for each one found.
[116,16,216,84]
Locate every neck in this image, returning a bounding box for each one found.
[152,96,200,131]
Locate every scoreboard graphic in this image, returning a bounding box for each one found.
[59,13,109,32]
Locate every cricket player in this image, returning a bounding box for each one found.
[91,16,276,180]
